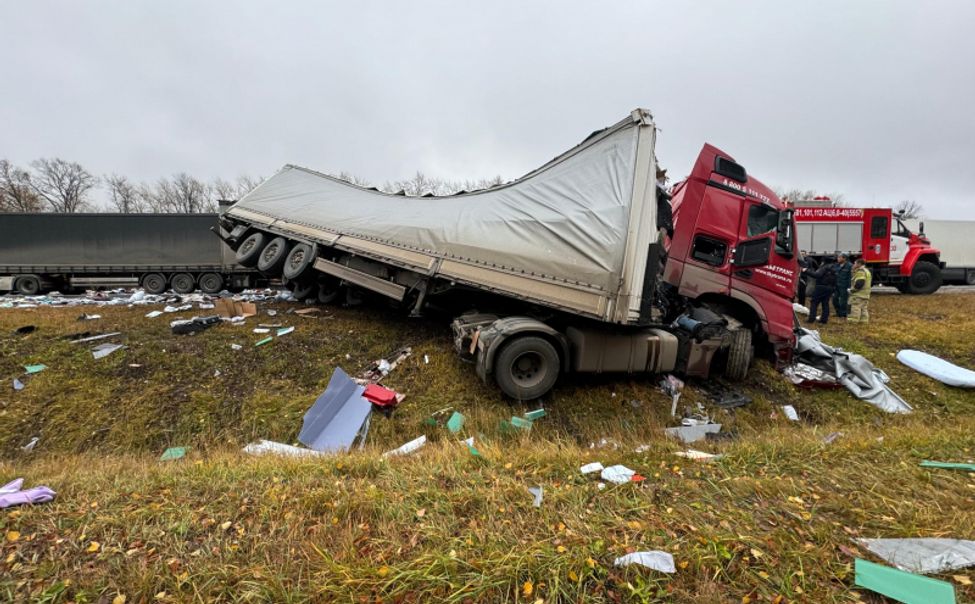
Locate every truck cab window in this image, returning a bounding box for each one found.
[691,235,728,267]
[871,216,889,238]
[747,204,779,237]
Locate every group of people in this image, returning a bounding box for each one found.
[798,251,872,324]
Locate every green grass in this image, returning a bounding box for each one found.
[1,294,974,602]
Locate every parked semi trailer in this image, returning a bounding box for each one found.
[794,205,943,294]
[0,213,261,295]
[218,109,799,399]
[905,219,975,286]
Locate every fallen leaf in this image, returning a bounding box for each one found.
[5,531,19,543]
[522,580,533,597]
[953,575,973,586]
[378,566,389,577]
[87,541,100,553]
[113,595,127,604]
[568,570,579,581]
[415,508,426,518]
[750,548,764,559]
[220,521,232,531]
[771,596,784,604]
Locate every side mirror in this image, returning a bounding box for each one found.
[733,238,772,268]
[775,208,795,257]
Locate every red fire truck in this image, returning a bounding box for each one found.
[795,205,943,294]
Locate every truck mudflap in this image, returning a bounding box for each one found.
[0,276,14,291]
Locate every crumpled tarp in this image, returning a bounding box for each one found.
[859,538,975,574]
[794,328,911,414]
[0,478,56,509]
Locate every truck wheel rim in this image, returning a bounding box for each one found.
[263,243,279,262]
[289,249,305,269]
[512,352,543,387]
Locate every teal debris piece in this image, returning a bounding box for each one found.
[510,416,533,430]
[276,326,294,337]
[524,409,546,421]
[467,444,481,457]
[255,336,273,347]
[921,460,975,472]
[854,559,955,604]
[446,411,465,434]
[499,419,515,434]
[160,447,188,461]
[24,364,47,374]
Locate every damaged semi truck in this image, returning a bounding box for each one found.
[218,109,799,399]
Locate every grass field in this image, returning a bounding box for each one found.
[1,292,974,602]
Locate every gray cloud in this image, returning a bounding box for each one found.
[2,1,973,217]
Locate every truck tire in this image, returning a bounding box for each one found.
[907,261,942,295]
[723,328,753,381]
[171,272,196,294]
[317,278,341,305]
[198,272,224,294]
[282,243,318,280]
[142,273,168,295]
[895,282,910,294]
[967,270,975,286]
[494,336,560,401]
[257,236,292,276]
[290,280,316,301]
[235,232,267,268]
[15,275,41,295]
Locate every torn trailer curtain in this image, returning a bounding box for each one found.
[227,110,659,323]
[298,367,372,452]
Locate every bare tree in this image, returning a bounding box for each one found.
[28,158,97,212]
[894,199,924,219]
[211,175,261,203]
[334,171,371,187]
[105,174,145,212]
[0,159,43,212]
[143,174,213,213]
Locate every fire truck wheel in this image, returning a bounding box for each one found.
[257,237,292,276]
[723,328,753,381]
[235,232,267,267]
[907,261,942,295]
[494,336,560,401]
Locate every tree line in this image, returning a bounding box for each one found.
[0,157,506,214]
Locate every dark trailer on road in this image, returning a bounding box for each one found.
[0,213,261,294]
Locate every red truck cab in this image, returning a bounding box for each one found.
[665,144,798,365]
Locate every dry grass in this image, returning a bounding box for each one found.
[1,293,974,602]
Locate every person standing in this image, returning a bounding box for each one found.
[848,258,872,323]
[797,250,817,306]
[655,167,674,240]
[833,253,852,319]
[805,257,838,324]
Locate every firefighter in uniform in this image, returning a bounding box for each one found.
[848,258,872,323]
[833,253,852,318]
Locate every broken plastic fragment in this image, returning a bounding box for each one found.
[12,378,24,391]
[145,310,163,318]
[675,449,723,461]
[92,343,126,359]
[160,447,188,461]
[528,486,543,507]
[613,551,676,573]
[782,405,799,421]
[859,538,975,575]
[855,558,956,604]
[580,462,604,475]
[254,336,273,346]
[446,411,466,434]
[298,367,371,452]
[253,328,270,334]
[21,437,38,452]
[383,435,427,458]
[600,465,636,485]
[524,409,546,421]
[920,461,975,472]
[23,364,47,374]
[243,440,325,457]
[510,416,533,430]
[665,423,722,444]
[230,344,242,351]
[822,431,843,445]
[276,326,294,337]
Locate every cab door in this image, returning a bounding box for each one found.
[730,201,796,300]
[862,208,891,262]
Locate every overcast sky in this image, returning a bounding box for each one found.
[3,1,973,218]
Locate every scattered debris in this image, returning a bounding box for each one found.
[171,316,220,335]
[242,440,326,458]
[423,354,430,364]
[21,437,39,453]
[359,347,412,383]
[423,407,454,427]
[782,405,800,421]
[0,478,56,509]
[92,343,126,359]
[580,462,604,475]
[383,435,427,458]
[254,336,273,347]
[795,328,911,413]
[613,551,676,573]
[295,307,321,317]
[665,423,722,444]
[214,298,257,319]
[230,343,242,351]
[145,310,163,318]
[69,332,122,344]
[920,461,975,472]
[23,364,47,374]
[858,538,975,575]
[822,431,844,445]
[465,437,482,457]
[784,362,841,387]
[14,325,37,335]
[276,326,295,337]
[77,313,101,321]
[298,367,372,452]
[675,449,723,461]
[12,378,24,391]
[896,350,975,388]
[363,383,399,409]
[855,558,956,604]
[600,464,637,484]
[160,447,188,461]
[447,411,466,434]
[528,486,543,507]
[510,416,533,430]
[659,374,684,416]
[266,309,278,317]
[164,304,193,313]
[252,328,270,334]
[793,302,810,316]
[701,382,751,409]
[590,437,621,450]
[524,409,546,421]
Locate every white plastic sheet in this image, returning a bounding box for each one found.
[859,538,975,574]
[614,551,676,573]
